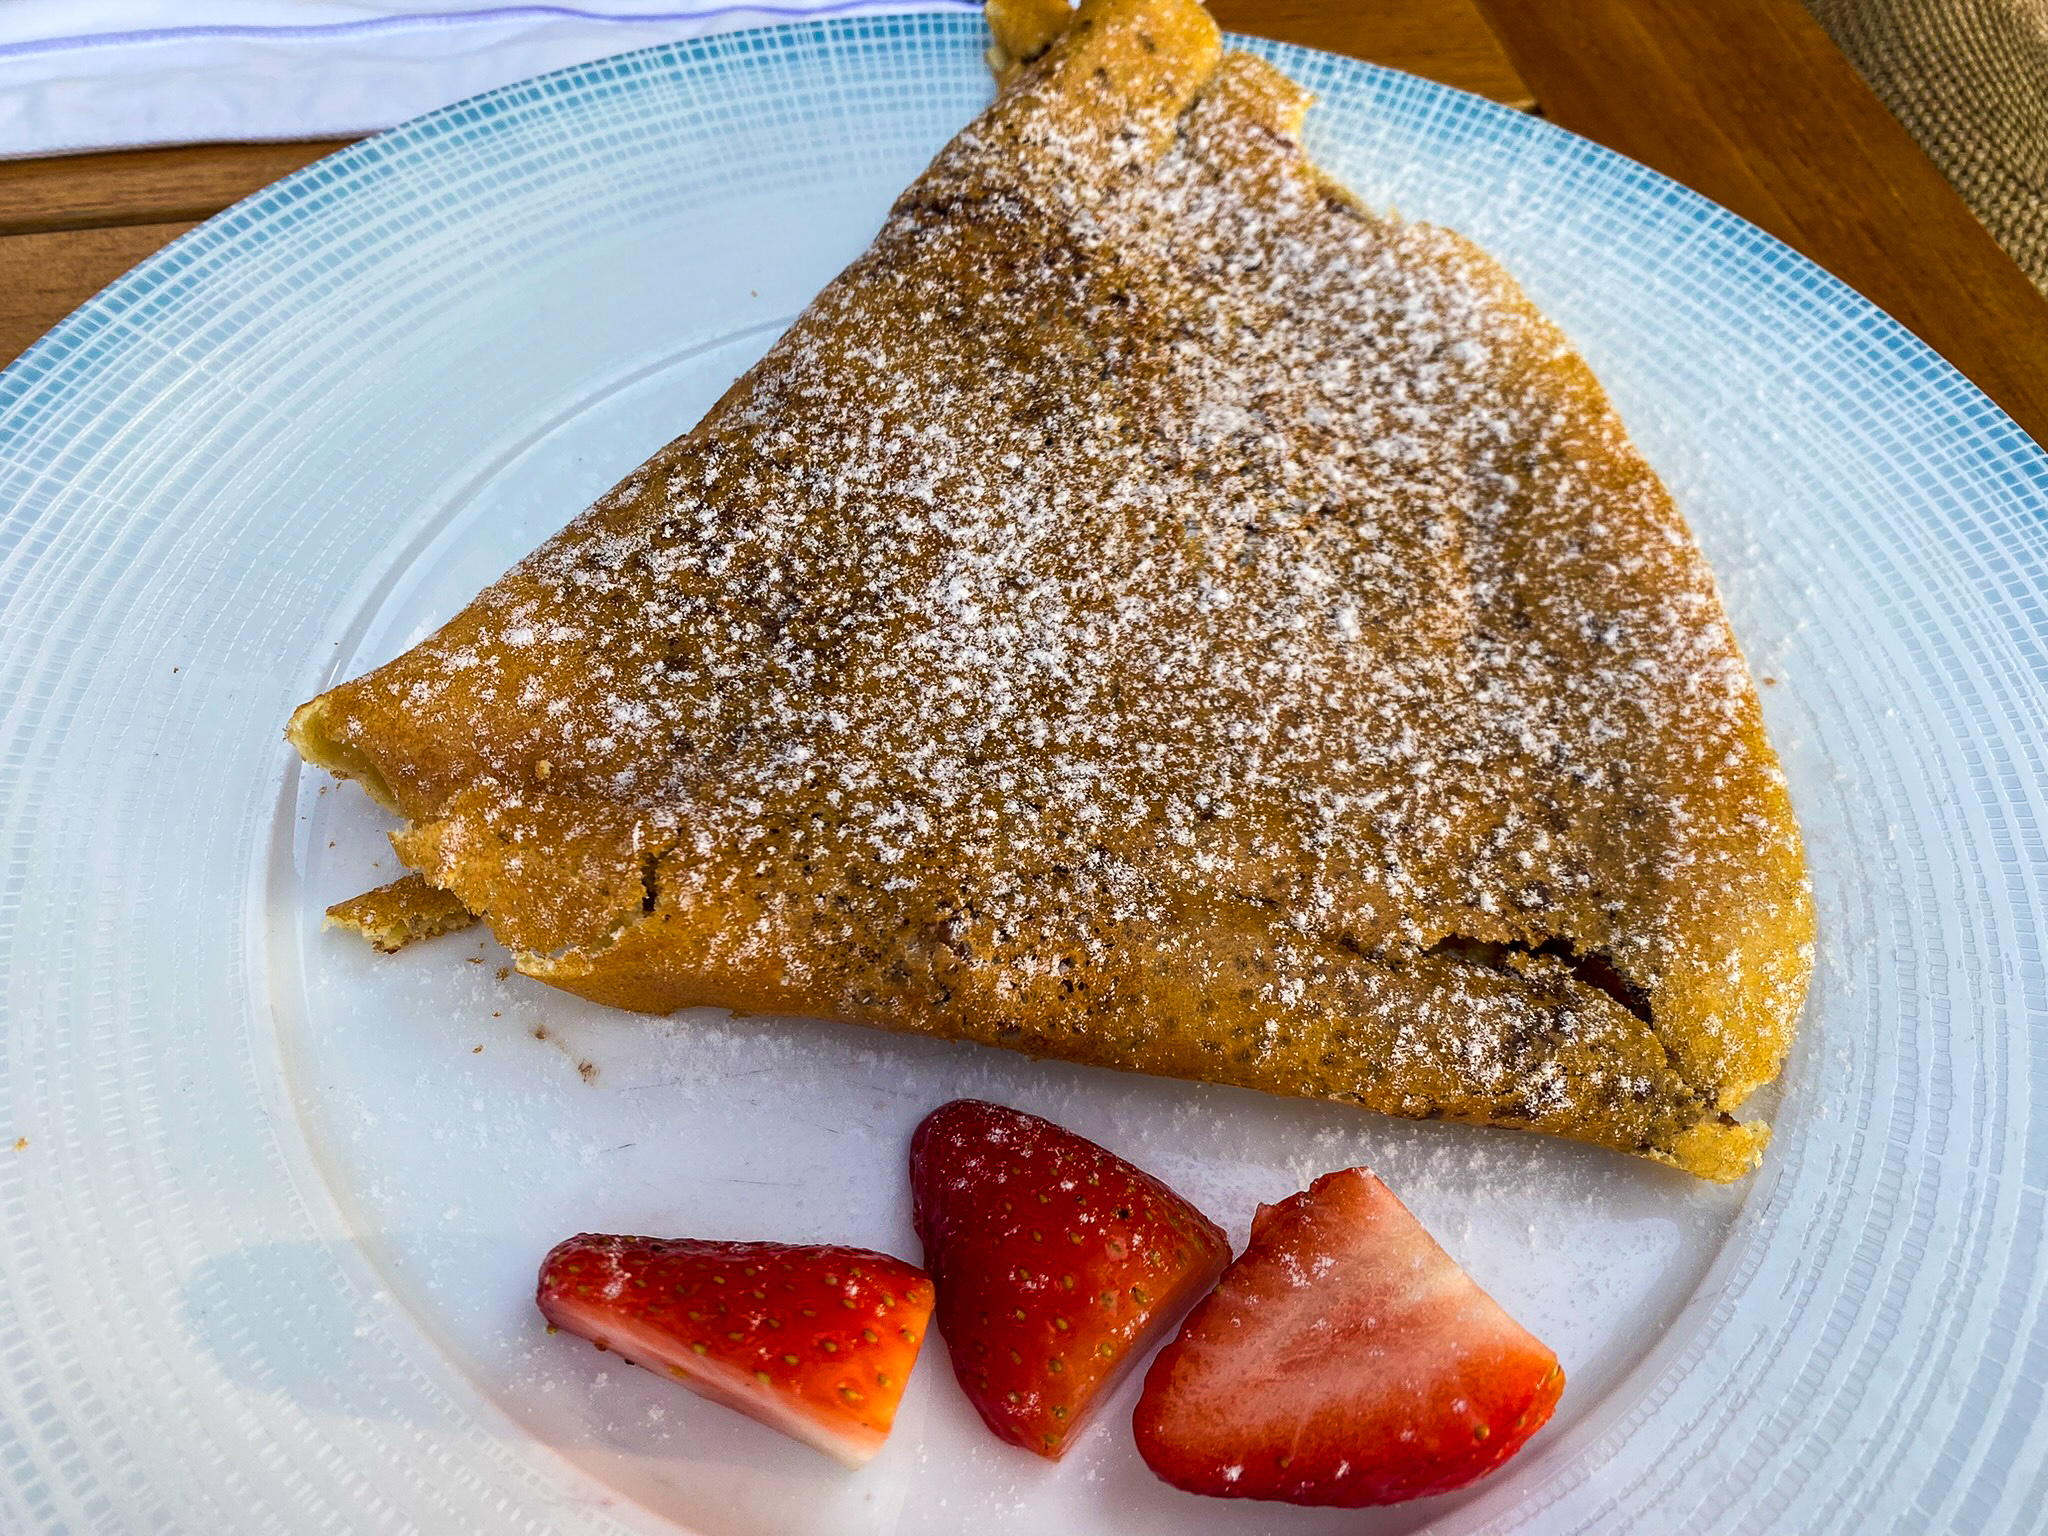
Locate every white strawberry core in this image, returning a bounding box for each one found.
[543,1293,886,1468]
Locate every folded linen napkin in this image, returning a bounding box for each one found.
[0,1,974,157]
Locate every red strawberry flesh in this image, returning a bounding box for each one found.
[1133,1167,1563,1506]
[536,1235,934,1467]
[909,1098,1230,1459]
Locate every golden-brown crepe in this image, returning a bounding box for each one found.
[290,0,1813,1181]
[327,873,477,953]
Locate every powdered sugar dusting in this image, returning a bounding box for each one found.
[329,32,1808,1164]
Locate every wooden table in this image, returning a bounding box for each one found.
[4,0,2047,446]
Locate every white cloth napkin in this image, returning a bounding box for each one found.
[0,0,977,157]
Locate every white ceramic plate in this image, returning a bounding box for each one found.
[3,15,2045,1534]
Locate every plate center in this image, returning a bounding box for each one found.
[273,327,1756,1535]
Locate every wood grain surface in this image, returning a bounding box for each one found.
[1473,0,2048,445]
[0,221,198,368]
[1209,0,1531,106]
[0,140,350,237]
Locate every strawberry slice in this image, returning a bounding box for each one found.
[909,1098,1230,1459]
[536,1234,934,1467]
[1133,1168,1563,1506]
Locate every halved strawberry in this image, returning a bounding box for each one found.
[909,1099,1230,1459]
[1133,1168,1563,1506]
[536,1234,934,1466]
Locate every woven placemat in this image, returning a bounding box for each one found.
[1803,0,2048,292]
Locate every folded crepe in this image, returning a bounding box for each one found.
[290,0,1814,1181]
